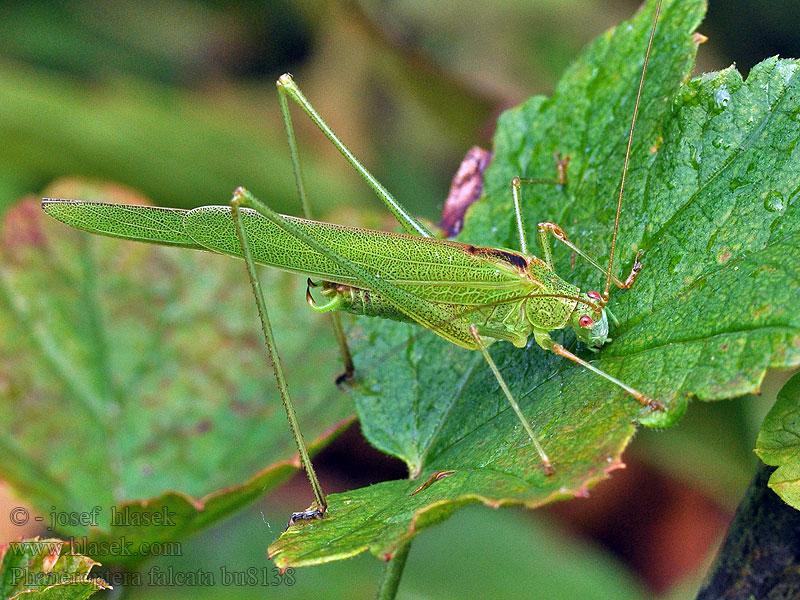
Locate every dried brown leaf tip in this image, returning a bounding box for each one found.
[439,146,492,237]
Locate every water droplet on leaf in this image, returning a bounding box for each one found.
[714,88,730,107]
[763,191,785,212]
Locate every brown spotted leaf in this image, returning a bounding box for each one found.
[0,181,353,566]
[0,537,109,599]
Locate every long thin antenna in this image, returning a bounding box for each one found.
[603,0,663,302]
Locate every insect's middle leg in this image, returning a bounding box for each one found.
[511,170,643,292]
[468,325,554,475]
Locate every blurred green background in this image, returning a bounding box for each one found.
[1,0,799,598]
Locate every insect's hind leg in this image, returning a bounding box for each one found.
[229,193,327,522]
[276,74,355,382]
[276,74,432,238]
[468,325,554,475]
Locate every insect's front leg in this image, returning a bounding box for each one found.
[533,330,664,413]
[468,325,554,475]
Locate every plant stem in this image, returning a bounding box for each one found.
[696,462,800,599]
[375,540,412,600]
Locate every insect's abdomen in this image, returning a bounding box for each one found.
[320,282,415,324]
[318,281,529,350]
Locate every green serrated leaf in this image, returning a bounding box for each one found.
[756,372,800,508]
[271,0,800,568]
[0,537,109,599]
[0,181,353,567]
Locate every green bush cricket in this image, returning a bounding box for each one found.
[42,0,668,525]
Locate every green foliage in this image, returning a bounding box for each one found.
[271,0,800,568]
[756,373,800,509]
[0,537,108,599]
[0,181,353,567]
[0,61,369,217]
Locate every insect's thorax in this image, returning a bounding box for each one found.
[522,256,580,333]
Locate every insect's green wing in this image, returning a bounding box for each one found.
[183,205,534,308]
[40,199,525,349]
[42,199,202,249]
[40,200,542,348]
[42,199,534,309]
[186,204,503,350]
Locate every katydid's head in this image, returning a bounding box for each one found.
[571,291,610,350]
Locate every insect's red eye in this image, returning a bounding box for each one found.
[579,315,594,328]
[587,290,601,300]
